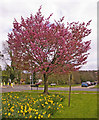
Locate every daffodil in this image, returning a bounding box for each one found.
[41,115,43,118]
[21,106,23,110]
[23,113,25,116]
[48,106,51,109]
[35,112,38,115]
[11,109,14,112]
[41,94,43,96]
[48,114,51,118]
[5,113,7,115]
[8,104,10,106]
[28,107,32,113]
[29,115,32,118]
[43,111,46,115]
[21,110,23,113]
[8,113,11,116]
[38,116,40,119]
[45,101,48,104]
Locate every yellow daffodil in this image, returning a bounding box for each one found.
[28,107,32,113]
[43,111,46,115]
[42,104,44,106]
[21,106,23,110]
[41,115,43,118]
[38,116,40,119]
[45,101,48,104]
[27,103,29,106]
[8,104,10,106]
[48,106,51,109]
[29,115,32,118]
[35,112,38,115]
[11,109,14,112]
[8,113,11,116]
[21,110,23,113]
[48,114,51,118]
[12,106,14,108]
[41,94,43,96]
[52,95,55,97]
[23,113,25,116]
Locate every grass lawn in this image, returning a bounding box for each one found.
[93,84,99,88]
[39,84,81,88]
[52,93,97,118]
[2,90,98,119]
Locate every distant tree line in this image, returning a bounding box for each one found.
[47,70,97,85]
[1,66,97,85]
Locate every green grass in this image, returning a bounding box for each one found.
[22,89,99,93]
[2,91,98,119]
[39,84,81,88]
[52,93,97,118]
[93,84,99,88]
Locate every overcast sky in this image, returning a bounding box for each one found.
[0,0,98,70]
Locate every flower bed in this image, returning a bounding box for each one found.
[2,92,65,118]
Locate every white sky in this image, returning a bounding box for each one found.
[0,0,98,70]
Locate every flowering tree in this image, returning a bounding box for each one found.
[7,7,91,94]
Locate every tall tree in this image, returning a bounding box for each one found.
[7,6,91,94]
[1,42,21,83]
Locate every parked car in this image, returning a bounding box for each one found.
[50,83,56,86]
[81,82,88,87]
[91,82,95,85]
[86,81,91,86]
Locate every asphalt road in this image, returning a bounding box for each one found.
[0,85,98,93]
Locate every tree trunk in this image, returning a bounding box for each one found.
[68,82,71,107]
[43,73,49,94]
[68,73,72,107]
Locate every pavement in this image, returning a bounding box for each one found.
[0,85,98,93]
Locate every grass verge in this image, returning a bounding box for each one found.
[39,84,81,88]
[52,93,97,118]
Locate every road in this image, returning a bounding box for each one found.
[0,85,98,93]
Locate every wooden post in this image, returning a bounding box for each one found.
[4,82,5,86]
[68,73,72,107]
[8,82,9,86]
[1,83,2,87]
